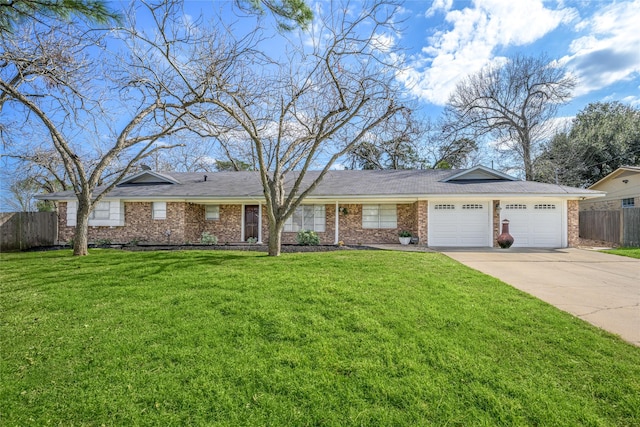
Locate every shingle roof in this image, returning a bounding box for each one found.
[39,168,603,201]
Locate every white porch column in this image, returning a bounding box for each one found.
[334,201,339,244]
[258,204,263,244]
[241,204,245,241]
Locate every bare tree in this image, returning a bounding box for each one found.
[346,113,481,170]
[346,109,426,170]
[0,20,190,255]
[444,54,575,180]
[162,0,407,255]
[0,0,120,33]
[0,146,70,211]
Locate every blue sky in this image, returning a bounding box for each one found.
[172,0,639,123]
[392,0,640,119]
[2,0,639,209]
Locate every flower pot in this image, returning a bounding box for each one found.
[497,219,514,249]
[399,237,411,245]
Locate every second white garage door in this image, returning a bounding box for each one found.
[501,201,564,248]
[428,201,491,247]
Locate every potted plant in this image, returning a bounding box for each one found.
[398,230,412,245]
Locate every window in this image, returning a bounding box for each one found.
[152,202,167,220]
[462,204,483,210]
[534,204,556,210]
[284,205,325,232]
[622,198,635,208]
[434,204,455,210]
[362,204,397,229]
[205,205,220,220]
[505,204,527,210]
[89,201,111,220]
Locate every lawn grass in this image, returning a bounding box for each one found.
[602,247,640,259]
[1,249,639,426]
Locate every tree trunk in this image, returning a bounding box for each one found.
[73,198,90,256]
[267,220,282,257]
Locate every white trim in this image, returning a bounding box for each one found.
[588,167,640,189]
[442,165,517,182]
[258,204,263,244]
[88,200,124,227]
[562,200,568,248]
[152,201,167,220]
[334,201,339,244]
[117,171,181,185]
[44,191,604,204]
[205,205,220,220]
[67,200,77,226]
[362,204,397,229]
[241,203,245,241]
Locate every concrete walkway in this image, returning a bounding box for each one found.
[436,248,640,346]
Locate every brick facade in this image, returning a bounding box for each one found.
[58,201,427,245]
[59,202,207,244]
[332,203,417,245]
[567,200,580,247]
[492,199,501,248]
[57,198,581,247]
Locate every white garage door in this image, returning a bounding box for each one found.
[429,201,490,247]
[501,201,563,248]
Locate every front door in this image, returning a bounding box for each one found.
[244,205,259,240]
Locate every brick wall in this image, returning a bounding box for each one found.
[414,201,427,244]
[57,200,434,246]
[492,199,500,247]
[57,201,227,244]
[334,203,416,244]
[57,202,73,243]
[567,200,580,247]
[198,204,243,244]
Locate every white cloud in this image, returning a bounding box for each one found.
[621,95,640,107]
[561,0,640,97]
[399,0,577,105]
[425,0,453,17]
[371,32,396,53]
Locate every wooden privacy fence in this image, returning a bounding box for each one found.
[0,212,58,251]
[624,208,640,247]
[579,208,640,247]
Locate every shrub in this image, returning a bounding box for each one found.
[247,237,258,244]
[398,230,412,237]
[296,230,319,246]
[95,238,112,247]
[200,232,218,245]
[127,237,142,247]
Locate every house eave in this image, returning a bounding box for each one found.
[588,166,640,189]
[39,191,604,204]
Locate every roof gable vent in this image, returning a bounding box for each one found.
[442,165,517,182]
[117,171,181,186]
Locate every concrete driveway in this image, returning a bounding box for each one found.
[439,248,640,346]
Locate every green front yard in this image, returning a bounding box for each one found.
[1,249,639,426]
[602,247,640,259]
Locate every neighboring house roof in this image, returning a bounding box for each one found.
[588,166,640,190]
[38,165,604,201]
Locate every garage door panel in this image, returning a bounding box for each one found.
[502,201,562,248]
[429,201,490,247]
